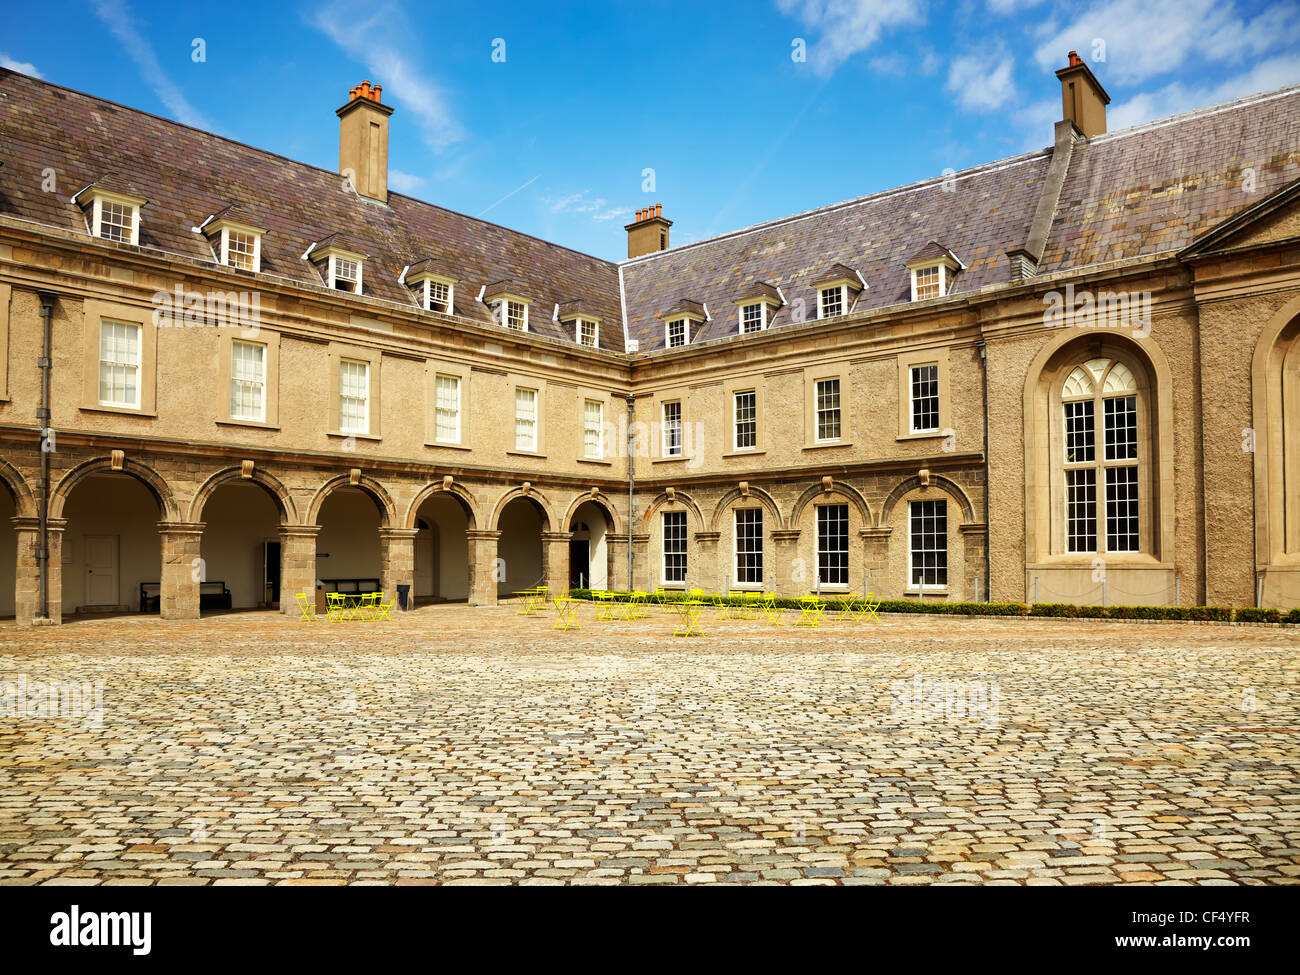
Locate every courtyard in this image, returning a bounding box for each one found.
[0,605,1297,886]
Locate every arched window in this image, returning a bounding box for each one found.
[1060,357,1141,554]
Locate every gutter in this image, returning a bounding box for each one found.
[36,291,57,621]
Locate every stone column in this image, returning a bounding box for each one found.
[541,530,573,594]
[693,531,721,593]
[13,516,66,626]
[159,521,205,620]
[606,533,629,591]
[959,524,988,603]
[771,529,802,596]
[379,527,418,609]
[278,525,320,614]
[860,527,892,597]
[465,529,500,607]
[630,533,650,592]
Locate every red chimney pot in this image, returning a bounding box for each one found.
[1067,50,1082,66]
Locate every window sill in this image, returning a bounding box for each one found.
[897,430,944,442]
[803,440,853,451]
[80,403,156,418]
[216,418,279,431]
[577,457,613,466]
[425,440,472,451]
[722,449,766,459]
[507,449,547,459]
[328,430,381,442]
[905,588,949,597]
[653,455,690,464]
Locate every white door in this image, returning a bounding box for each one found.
[84,534,119,606]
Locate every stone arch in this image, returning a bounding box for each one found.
[880,474,977,527]
[188,466,297,524]
[50,456,179,520]
[708,485,784,533]
[1023,328,1175,564]
[403,480,479,531]
[561,490,620,535]
[0,459,36,518]
[641,489,706,534]
[306,474,396,527]
[489,486,555,532]
[1251,293,1300,572]
[790,480,873,529]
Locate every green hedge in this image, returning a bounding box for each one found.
[563,589,1295,624]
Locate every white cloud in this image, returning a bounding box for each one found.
[988,0,1043,12]
[545,191,629,223]
[946,52,1018,111]
[0,54,42,78]
[776,0,926,75]
[311,1,462,150]
[868,54,908,77]
[1033,0,1300,86]
[91,0,214,130]
[388,169,426,194]
[1107,54,1300,130]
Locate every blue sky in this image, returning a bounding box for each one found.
[3,0,1298,261]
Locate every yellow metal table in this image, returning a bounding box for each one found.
[552,597,581,631]
[672,599,705,637]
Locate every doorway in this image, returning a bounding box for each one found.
[84,534,119,607]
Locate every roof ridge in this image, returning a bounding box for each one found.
[623,82,1300,268]
[1085,82,1300,145]
[0,67,617,269]
[621,148,1051,265]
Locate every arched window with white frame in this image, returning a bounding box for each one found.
[1059,357,1142,554]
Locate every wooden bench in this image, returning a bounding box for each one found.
[139,581,233,613]
[319,578,381,594]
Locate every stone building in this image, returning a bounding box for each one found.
[0,57,1298,624]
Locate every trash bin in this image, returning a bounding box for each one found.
[396,584,411,611]
[315,583,327,615]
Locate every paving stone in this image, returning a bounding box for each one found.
[0,606,1296,885]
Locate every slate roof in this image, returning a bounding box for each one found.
[2,69,1299,357]
[623,84,1300,351]
[0,69,623,348]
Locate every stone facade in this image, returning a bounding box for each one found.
[1,71,1299,622]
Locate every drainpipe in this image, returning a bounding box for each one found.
[626,393,636,590]
[978,339,991,602]
[36,291,57,621]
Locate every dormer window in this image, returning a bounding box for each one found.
[200,213,266,273]
[734,282,782,335]
[576,319,598,348]
[819,286,844,319]
[740,302,765,333]
[905,242,963,302]
[914,266,942,300]
[484,281,533,332]
[666,318,690,348]
[813,264,866,320]
[73,180,147,246]
[426,279,450,312]
[309,238,368,295]
[404,261,458,315]
[505,300,527,330]
[332,256,360,292]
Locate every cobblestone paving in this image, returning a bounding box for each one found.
[0,605,1297,885]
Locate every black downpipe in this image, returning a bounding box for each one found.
[36,291,57,620]
[626,393,635,590]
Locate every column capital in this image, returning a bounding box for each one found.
[541,530,573,543]
[378,527,420,540]
[157,521,205,536]
[12,516,68,532]
[279,524,322,538]
[694,531,721,544]
[860,527,893,540]
[465,529,501,541]
[772,529,801,543]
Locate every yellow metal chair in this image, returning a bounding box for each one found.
[595,591,619,622]
[672,599,704,637]
[794,595,825,628]
[358,591,380,621]
[295,592,316,621]
[374,592,394,621]
[325,592,346,622]
[760,592,784,626]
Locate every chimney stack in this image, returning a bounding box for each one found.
[337,79,395,203]
[1056,51,1110,138]
[624,204,672,259]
